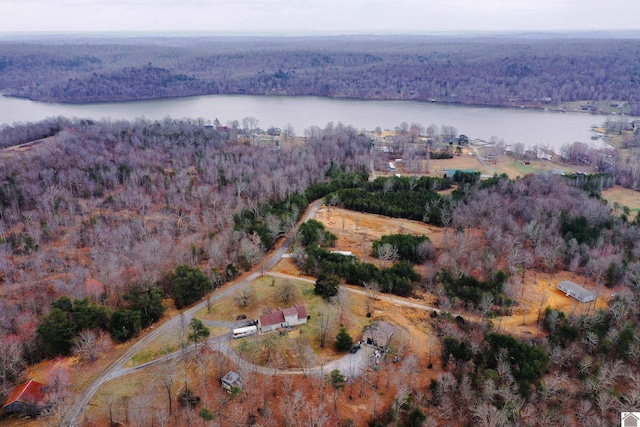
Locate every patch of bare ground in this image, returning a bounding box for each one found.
[313,206,445,259]
[311,207,611,338]
[0,135,54,160]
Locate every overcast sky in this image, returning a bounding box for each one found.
[0,0,638,34]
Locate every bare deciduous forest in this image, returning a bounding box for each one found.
[0,35,639,114]
[2,34,640,426]
[2,115,640,425]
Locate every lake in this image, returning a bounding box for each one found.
[0,94,609,151]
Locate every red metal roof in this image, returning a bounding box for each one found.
[282,307,298,317]
[295,305,307,319]
[259,310,286,328]
[259,305,307,328]
[3,380,46,408]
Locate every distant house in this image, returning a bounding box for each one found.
[2,379,48,417]
[362,321,394,348]
[267,127,281,136]
[557,281,595,303]
[258,305,308,333]
[221,371,242,392]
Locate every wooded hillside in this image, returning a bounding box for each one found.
[1,35,638,113]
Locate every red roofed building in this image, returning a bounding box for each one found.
[258,305,308,333]
[2,379,49,417]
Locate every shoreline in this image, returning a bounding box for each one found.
[2,91,635,118]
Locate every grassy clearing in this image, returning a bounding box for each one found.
[502,161,548,176]
[222,276,375,367]
[602,186,640,213]
[125,333,179,368]
[125,324,229,368]
[196,276,311,321]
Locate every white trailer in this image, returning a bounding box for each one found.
[232,325,257,338]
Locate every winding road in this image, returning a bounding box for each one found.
[66,198,462,425]
[65,199,324,425]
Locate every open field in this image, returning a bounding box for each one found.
[308,205,611,338]
[602,186,640,213]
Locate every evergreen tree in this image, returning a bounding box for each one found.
[170,265,212,309]
[335,327,353,352]
[314,273,340,300]
[188,318,210,347]
[36,308,75,357]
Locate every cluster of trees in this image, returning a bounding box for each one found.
[164,265,213,309]
[441,331,549,397]
[35,264,217,359]
[309,247,419,297]
[0,117,370,394]
[36,284,164,358]
[372,233,434,264]
[330,175,456,224]
[1,36,638,113]
[233,192,308,252]
[560,138,640,193]
[0,117,69,149]
[439,269,512,313]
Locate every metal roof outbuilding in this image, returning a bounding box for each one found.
[557,280,595,303]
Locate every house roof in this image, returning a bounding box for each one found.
[295,305,307,319]
[362,321,394,347]
[282,307,298,318]
[3,380,46,408]
[259,310,286,328]
[221,371,241,386]
[259,305,307,328]
[558,281,595,300]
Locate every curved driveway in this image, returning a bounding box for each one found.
[67,198,467,425]
[66,199,323,425]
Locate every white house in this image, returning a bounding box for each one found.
[557,281,595,303]
[258,305,308,333]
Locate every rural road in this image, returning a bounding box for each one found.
[66,197,468,425]
[266,271,449,315]
[65,199,324,426]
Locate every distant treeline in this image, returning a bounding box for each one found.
[0,36,638,113]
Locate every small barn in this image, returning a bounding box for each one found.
[362,321,394,348]
[257,305,308,333]
[2,379,48,417]
[221,371,242,392]
[557,281,595,303]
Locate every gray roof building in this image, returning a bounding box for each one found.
[362,321,394,348]
[221,371,242,392]
[557,280,595,303]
